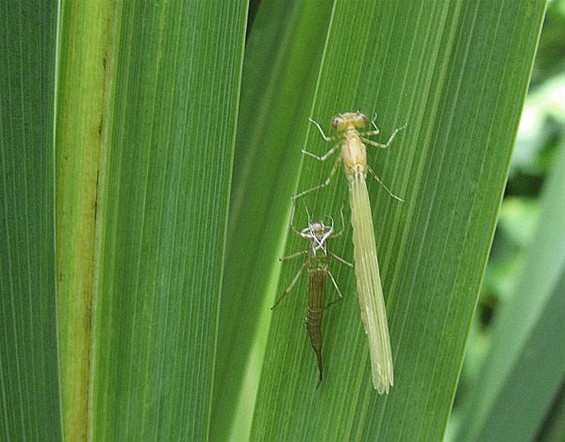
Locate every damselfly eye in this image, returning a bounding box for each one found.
[331,116,343,129]
[359,113,370,125]
[352,112,370,128]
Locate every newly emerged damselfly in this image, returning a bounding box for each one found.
[272,206,352,385]
[293,112,405,394]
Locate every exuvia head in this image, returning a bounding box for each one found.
[301,220,334,253]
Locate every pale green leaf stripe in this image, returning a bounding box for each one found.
[0,1,61,440]
[456,143,565,442]
[251,0,546,440]
[56,1,115,439]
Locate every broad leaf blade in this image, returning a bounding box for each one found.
[56,1,247,439]
[251,1,546,440]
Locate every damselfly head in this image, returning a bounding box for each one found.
[331,111,370,131]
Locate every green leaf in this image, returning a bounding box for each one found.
[240,1,547,440]
[212,2,333,440]
[454,142,565,442]
[55,1,247,439]
[0,2,61,440]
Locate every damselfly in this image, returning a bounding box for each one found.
[293,111,405,394]
[273,207,352,385]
